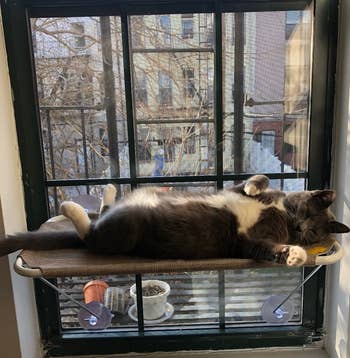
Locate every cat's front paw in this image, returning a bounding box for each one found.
[286,246,307,266]
[275,246,307,266]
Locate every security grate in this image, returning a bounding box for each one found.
[58,267,302,330]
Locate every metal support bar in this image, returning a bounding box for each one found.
[135,274,144,332]
[214,0,223,189]
[131,47,214,54]
[218,270,225,329]
[273,265,323,314]
[45,171,308,187]
[39,277,101,319]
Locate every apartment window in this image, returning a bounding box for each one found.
[71,22,86,48]
[164,140,176,162]
[261,130,275,155]
[159,71,173,106]
[181,14,194,39]
[183,68,195,97]
[159,15,171,45]
[134,73,148,106]
[131,16,144,47]
[4,0,334,355]
[286,11,302,39]
[183,126,196,154]
[99,128,108,156]
[137,143,152,162]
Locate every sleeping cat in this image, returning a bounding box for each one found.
[0,175,349,266]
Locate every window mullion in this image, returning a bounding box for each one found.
[214,3,224,190]
[135,274,145,332]
[121,11,137,189]
[214,3,226,329]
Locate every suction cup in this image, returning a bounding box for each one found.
[78,301,113,330]
[261,295,294,324]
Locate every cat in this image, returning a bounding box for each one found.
[0,175,349,266]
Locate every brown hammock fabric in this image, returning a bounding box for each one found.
[14,215,335,278]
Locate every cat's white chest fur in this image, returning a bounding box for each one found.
[207,191,285,233]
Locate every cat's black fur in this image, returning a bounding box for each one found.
[1,175,349,266]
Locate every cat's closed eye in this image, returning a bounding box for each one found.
[295,224,302,232]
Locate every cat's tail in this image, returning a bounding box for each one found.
[0,230,84,257]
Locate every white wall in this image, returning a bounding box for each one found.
[0,9,42,358]
[325,0,350,357]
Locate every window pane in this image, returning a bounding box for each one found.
[130,14,215,177]
[225,268,303,325]
[136,123,215,176]
[142,272,220,328]
[31,17,129,180]
[130,13,214,50]
[139,182,216,193]
[58,275,138,330]
[47,184,131,217]
[223,9,312,174]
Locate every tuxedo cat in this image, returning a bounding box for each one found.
[1,175,349,266]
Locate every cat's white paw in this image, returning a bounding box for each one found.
[103,184,117,206]
[244,182,261,196]
[61,201,83,218]
[60,201,91,238]
[286,246,307,267]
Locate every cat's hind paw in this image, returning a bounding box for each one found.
[60,201,91,239]
[244,175,269,196]
[244,182,261,196]
[103,184,117,206]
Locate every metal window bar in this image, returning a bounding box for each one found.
[214,2,226,329]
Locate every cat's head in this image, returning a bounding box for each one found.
[286,190,350,245]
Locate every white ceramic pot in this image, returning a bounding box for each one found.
[130,280,170,320]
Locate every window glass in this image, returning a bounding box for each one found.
[181,14,194,39]
[29,7,314,337]
[223,10,312,175]
[31,17,129,180]
[130,14,215,177]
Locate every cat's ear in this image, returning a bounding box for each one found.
[328,221,350,234]
[310,190,336,209]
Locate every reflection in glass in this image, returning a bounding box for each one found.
[130,14,215,177]
[47,184,131,217]
[225,268,302,325]
[223,9,312,175]
[136,123,215,176]
[31,17,129,180]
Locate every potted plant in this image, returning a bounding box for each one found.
[130,280,170,320]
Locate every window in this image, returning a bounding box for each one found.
[137,143,152,162]
[99,128,108,156]
[183,67,195,97]
[134,72,148,106]
[159,15,171,45]
[261,130,275,155]
[183,126,196,154]
[71,22,86,48]
[4,0,335,355]
[164,140,176,162]
[131,16,145,47]
[137,127,151,162]
[286,11,302,39]
[181,14,194,39]
[158,71,173,106]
